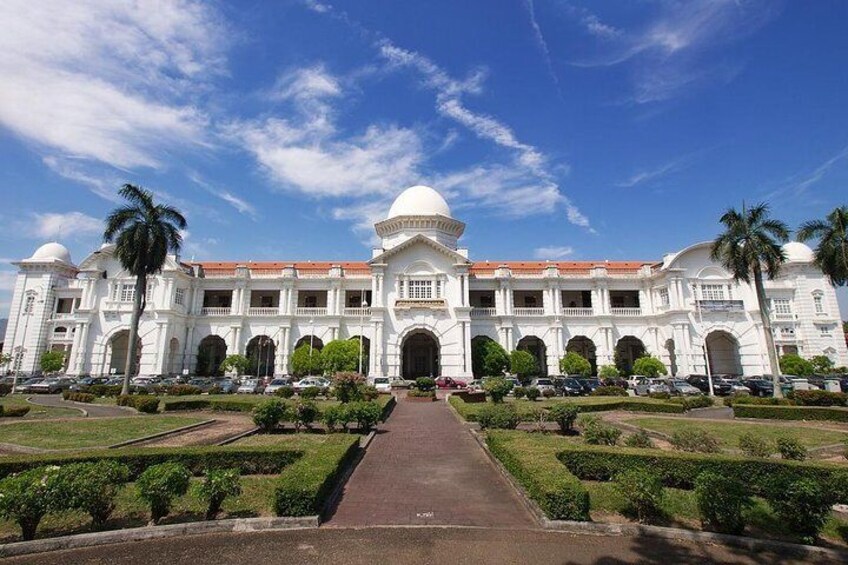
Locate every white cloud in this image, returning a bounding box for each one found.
[523,0,561,93]
[187,171,259,219]
[0,0,226,171]
[30,212,102,240]
[618,161,680,188]
[533,246,575,260]
[274,65,342,102]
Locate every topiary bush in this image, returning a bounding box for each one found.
[415,377,436,392]
[559,352,592,376]
[331,372,366,403]
[694,471,749,535]
[252,399,290,432]
[195,468,242,520]
[579,415,621,446]
[623,428,655,449]
[0,406,31,417]
[322,404,350,433]
[792,390,847,407]
[136,462,191,524]
[591,386,627,397]
[738,433,774,458]
[132,396,161,414]
[524,386,540,402]
[547,403,579,433]
[631,356,667,378]
[0,465,62,540]
[477,404,520,429]
[732,404,848,422]
[275,386,295,399]
[53,460,130,528]
[776,436,807,461]
[299,386,322,400]
[166,385,202,396]
[512,386,526,399]
[767,478,833,544]
[678,396,714,410]
[483,377,513,403]
[648,391,671,400]
[293,400,319,431]
[62,391,95,403]
[615,468,664,523]
[669,429,721,453]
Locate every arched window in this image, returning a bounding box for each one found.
[811,291,825,315]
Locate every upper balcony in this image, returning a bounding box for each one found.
[470,307,497,318]
[513,307,546,317]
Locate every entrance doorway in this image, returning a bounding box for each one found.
[401,331,440,379]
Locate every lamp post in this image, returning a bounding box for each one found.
[309,317,315,375]
[358,299,368,375]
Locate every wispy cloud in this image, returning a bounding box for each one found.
[187,171,258,219]
[765,144,848,201]
[522,0,561,95]
[617,159,683,188]
[28,212,102,240]
[533,246,575,259]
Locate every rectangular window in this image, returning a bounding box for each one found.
[701,284,725,301]
[174,288,185,306]
[778,326,795,338]
[119,284,135,303]
[820,325,832,338]
[813,294,824,314]
[657,287,670,306]
[408,280,433,300]
[772,298,792,315]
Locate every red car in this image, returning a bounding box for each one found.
[435,377,467,389]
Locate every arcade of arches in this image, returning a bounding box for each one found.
[566,336,597,375]
[516,336,546,377]
[295,336,324,351]
[401,331,440,379]
[196,335,227,376]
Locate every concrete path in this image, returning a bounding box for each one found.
[3,527,814,565]
[26,395,137,418]
[326,396,535,528]
[134,413,256,447]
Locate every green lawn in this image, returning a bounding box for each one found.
[231,433,356,448]
[1,395,83,420]
[623,417,848,449]
[0,415,206,449]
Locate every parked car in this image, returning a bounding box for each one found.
[131,376,162,392]
[742,378,774,397]
[576,377,602,395]
[30,377,76,394]
[435,377,467,389]
[237,379,263,394]
[553,376,583,397]
[373,377,392,393]
[601,377,628,389]
[69,376,109,391]
[634,378,670,396]
[292,377,330,393]
[105,377,125,387]
[529,377,556,395]
[626,375,650,391]
[721,378,750,395]
[212,378,238,394]
[466,379,484,392]
[186,378,214,392]
[686,375,732,396]
[667,379,701,396]
[264,378,292,395]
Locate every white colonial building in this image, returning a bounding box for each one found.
[3,185,847,380]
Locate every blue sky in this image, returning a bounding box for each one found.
[1,0,847,318]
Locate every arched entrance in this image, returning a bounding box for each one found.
[196,335,227,376]
[168,337,180,375]
[615,336,646,375]
[109,330,142,375]
[705,331,742,376]
[401,331,440,379]
[246,335,276,377]
[349,336,370,375]
[517,335,547,377]
[295,335,324,351]
[665,339,678,376]
[566,336,597,375]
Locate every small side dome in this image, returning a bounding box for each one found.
[782,241,814,263]
[387,185,451,219]
[29,242,72,264]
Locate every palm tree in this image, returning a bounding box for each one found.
[711,202,789,397]
[104,184,187,395]
[797,205,848,286]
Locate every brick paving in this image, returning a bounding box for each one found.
[326,395,536,528]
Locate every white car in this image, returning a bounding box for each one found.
[263,378,291,395]
[529,378,556,395]
[237,379,262,394]
[293,377,330,392]
[372,377,392,393]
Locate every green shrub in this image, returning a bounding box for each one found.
[695,471,749,535]
[776,436,807,461]
[347,401,382,432]
[320,340,361,374]
[359,385,379,401]
[510,350,538,381]
[252,399,290,432]
[632,356,667,378]
[275,385,294,398]
[299,386,322,400]
[0,383,11,397]
[293,400,319,431]
[732,404,848,422]
[195,468,242,520]
[648,391,671,400]
[542,388,556,399]
[598,365,620,379]
[513,386,526,399]
[53,460,130,528]
[623,428,655,449]
[559,352,592,376]
[166,385,202,396]
[483,377,513,403]
[679,396,714,410]
[792,390,847,407]
[779,354,815,377]
[133,396,160,413]
[580,415,621,446]
[322,404,350,432]
[472,337,510,378]
[477,404,520,429]
[290,344,323,377]
[547,403,579,433]
[767,478,833,543]
[591,386,627,397]
[524,386,540,401]
[0,406,30,417]
[220,354,251,376]
[160,398,210,411]
[415,377,436,392]
[669,429,721,453]
[136,462,191,524]
[406,389,436,398]
[89,384,123,397]
[615,468,664,523]
[331,372,366,403]
[62,391,95,403]
[0,465,62,540]
[738,433,774,458]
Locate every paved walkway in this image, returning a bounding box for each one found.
[26,395,137,418]
[326,396,535,528]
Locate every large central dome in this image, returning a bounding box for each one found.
[387,185,452,219]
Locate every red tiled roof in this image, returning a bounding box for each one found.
[193,261,369,270]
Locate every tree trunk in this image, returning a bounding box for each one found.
[753,265,782,398]
[121,274,147,396]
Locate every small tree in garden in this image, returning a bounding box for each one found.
[471,338,509,377]
[615,468,664,523]
[631,356,667,378]
[598,365,620,379]
[559,352,591,376]
[810,355,834,374]
[548,403,578,433]
[136,462,190,525]
[695,472,749,535]
[321,339,360,374]
[510,350,537,382]
[220,354,250,376]
[779,354,815,376]
[290,344,323,376]
[40,350,65,374]
[53,461,130,529]
[196,468,242,520]
[0,465,62,540]
[482,377,512,403]
[348,401,382,432]
[524,386,540,401]
[252,399,290,432]
[415,377,436,391]
[768,478,834,544]
[293,400,319,431]
[332,372,366,403]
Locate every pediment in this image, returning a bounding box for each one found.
[368,234,471,266]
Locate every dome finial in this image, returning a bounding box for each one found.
[387,185,451,219]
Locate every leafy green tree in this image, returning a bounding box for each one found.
[39,350,65,374]
[471,338,509,377]
[321,339,360,374]
[599,365,620,379]
[559,352,591,376]
[289,344,322,376]
[797,205,848,286]
[711,202,789,396]
[0,352,11,369]
[810,355,834,374]
[632,356,668,378]
[779,354,815,376]
[220,354,250,376]
[482,377,512,403]
[509,350,537,382]
[104,184,186,395]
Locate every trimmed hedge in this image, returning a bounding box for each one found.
[556,445,848,504]
[732,404,848,422]
[161,399,210,412]
[62,391,95,403]
[209,399,256,413]
[486,431,590,521]
[449,396,685,422]
[0,445,302,480]
[0,405,30,418]
[273,435,359,516]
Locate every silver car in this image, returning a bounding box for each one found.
[529,378,556,395]
[634,378,670,396]
[668,379,701,396]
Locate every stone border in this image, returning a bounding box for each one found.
[322,429,377,519]
[107,419,216,448]
[216,426,260,446]
[0,516,319,559]
[25,396,87,417]
[466,426,848,561]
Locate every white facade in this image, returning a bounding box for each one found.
[4,185,847,380]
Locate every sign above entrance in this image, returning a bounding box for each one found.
[394,299,447,310]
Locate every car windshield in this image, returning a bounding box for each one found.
[536,379,553,386]
[671,380,688,386]
[563,378,580,386]
[270,379,286,385]
[375,378,389,384]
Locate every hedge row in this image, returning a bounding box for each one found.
[162,394,396,420]
[0,444,301,480]
[732,404,848,422]
[486,431,590,521]
[0,405,30,417]
[450,397,686,422]
[273,435,360,516]
[557,445,848,503]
